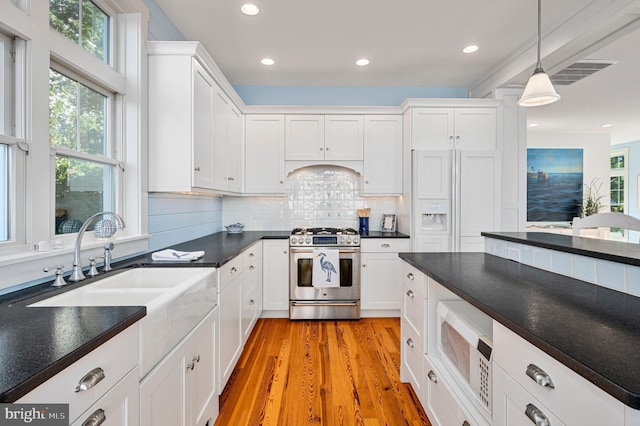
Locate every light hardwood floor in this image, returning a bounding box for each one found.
[216,317,431,425]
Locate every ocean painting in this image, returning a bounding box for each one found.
[527,148,583,222]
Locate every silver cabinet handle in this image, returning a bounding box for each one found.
[249,253,255,258]
[81,408,106,426]
[249,299,255,305]
[230,267,237,273]
[319,147,324,151]
[406,289,414,298]
[462,422,470,426]
[325,147,329,151]
[250,265,255,270]
[525,403,550,426]
[187,361,195,370]
[427,370,438,383]
[526,364,555,389]
[406,338,414,348]
[381,243,391,248]
[75,367,105,392]
[406,273,414,280]
[194,166,201,172]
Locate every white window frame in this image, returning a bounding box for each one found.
[610,148,629,241]
[0,0,148,293]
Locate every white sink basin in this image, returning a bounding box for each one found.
[29,267,218,377]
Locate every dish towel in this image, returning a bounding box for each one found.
[151,249,205,262]
[312,249,340,288]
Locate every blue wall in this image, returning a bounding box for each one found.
[234,86,467,106]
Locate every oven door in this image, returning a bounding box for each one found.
[289,247,361,301]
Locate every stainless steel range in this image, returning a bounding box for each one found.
[289,227,361,320]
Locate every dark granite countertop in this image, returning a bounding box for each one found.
[482,231,640,267]
[0,230,289,402]
[399,252,640,409]
[359,231,409,239]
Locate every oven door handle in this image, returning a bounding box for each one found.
[290,248,360,254]
[290,301,359,307]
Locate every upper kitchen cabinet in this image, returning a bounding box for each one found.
[212,89,244,193]
[245,115,286,194]
[285,115,364,161]
[363,115,403,195]
[411,107,497,151]
[148,41,244,194]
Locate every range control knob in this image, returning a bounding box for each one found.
[291,237,297,244]
[353,237,359,244]
[346,237,352,243]
[305,237,311,244]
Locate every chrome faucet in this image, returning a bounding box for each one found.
[69,211,126,282]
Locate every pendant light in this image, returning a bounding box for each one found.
[517,0,560,107]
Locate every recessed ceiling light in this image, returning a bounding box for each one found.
[241,4,259,16]
[528,123,539,128]
[356,58,370,66]
[462,45,479,54]
[601,124,613,128]
[261,58,274,66]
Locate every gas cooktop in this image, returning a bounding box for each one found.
[290,227,360,247]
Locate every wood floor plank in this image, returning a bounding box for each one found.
[216,318,431,426]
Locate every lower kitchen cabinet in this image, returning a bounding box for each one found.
[71,368,139,426]
[218,262,243,392]
[140,308,218,426]
[242,242,262,342]
[361,238,410,313]
[399,261,425,399]
[262,239,289,313]
[17,324,140,425]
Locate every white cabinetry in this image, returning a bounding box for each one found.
[242,242,262,342]
[400,262,426,401]
[218,255,244,391]
[262,240,290,314]
[18,324,140,425]
[140,308,218,426]
[411,107,497,151]
[212,90,243,192]
[285,115,363,161]
[148,41,243,194]
[245,115,286,194]
[363,115,403,195]
[361,238,410,314]
[492,321,624,426]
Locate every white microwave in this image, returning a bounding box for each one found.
[436,300,493,420]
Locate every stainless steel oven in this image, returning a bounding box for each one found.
[289,227,361,320]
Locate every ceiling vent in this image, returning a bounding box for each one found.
[549,60,618,85]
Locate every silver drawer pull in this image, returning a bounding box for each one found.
[230,267,237,273]
[406,273,414,280]
[249,253,254,258]
[525,403,550,426]
[462,422,470,426]
[381,243,391,248]
[406,290,415,298]
[406,338,414,348]
[427,370,438,383]
[250,265,255,270]
[81,408,106,426]
[526,364,555,389]
[75,367,105,392]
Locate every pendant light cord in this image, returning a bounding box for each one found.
[536,0,542,69]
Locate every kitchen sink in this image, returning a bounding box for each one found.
[29,267,218,377]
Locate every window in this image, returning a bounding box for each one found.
[0,31,15,243]
[610,148,629,239]
[49,67,118,234]
[49,0,110,63]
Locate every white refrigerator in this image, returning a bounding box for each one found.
[411,149,501,252]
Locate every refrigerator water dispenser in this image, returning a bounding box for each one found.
[420,201,448,231]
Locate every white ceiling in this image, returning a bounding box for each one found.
[152,0,640,144]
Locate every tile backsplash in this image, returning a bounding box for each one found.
[222,166,399,230]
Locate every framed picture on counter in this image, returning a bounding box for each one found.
[382,214,396,232]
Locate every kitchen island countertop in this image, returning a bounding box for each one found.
[399,251,640,409]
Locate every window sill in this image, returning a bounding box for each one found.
[0,235,150,294]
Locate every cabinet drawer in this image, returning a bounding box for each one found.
[219,255,244,292]
[401,319,423,394]
[424,356,484,426]
[402,278,424,338]
[72,367,139,426]
[402,262,426,299]
[18,324,140,424]
[361,238,410,253]
[243,242,261,268]
[493,364,565,426]
[493,322,623,425]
